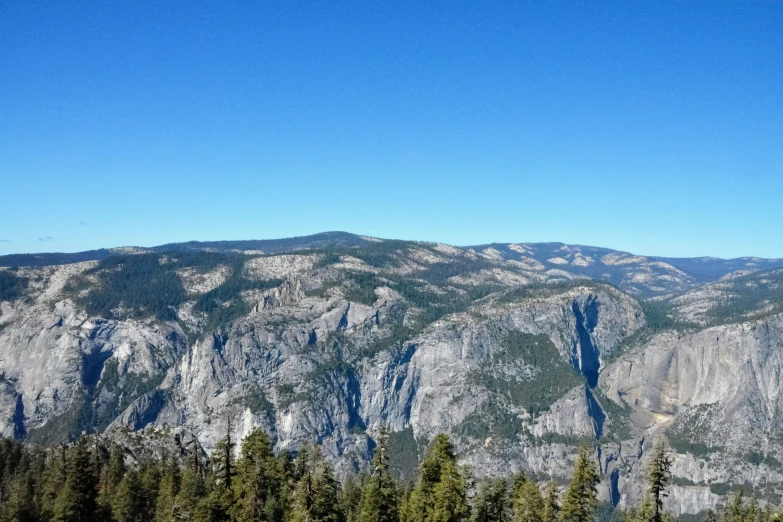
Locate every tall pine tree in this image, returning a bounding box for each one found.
[233,427,286,522]
[512,473,544,522]
[406,434,468,522]
[358,426,399,522]
[646,439,673,522]
[559,446,599,522]
[290,444,341,522]
[471,478,510,522]
[54,437,98,522]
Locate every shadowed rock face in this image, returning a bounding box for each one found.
[1,239,783,514]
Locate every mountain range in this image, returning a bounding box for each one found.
[2,231,783,515]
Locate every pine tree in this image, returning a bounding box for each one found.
[112,469,145,522]
[175,466,206,522]
[2,469,37,522]
[98,443,127,520]
[233,427,285,522]
[724,489,747,522]
[542,483,560,522]
[40,444,68,521]
[471,478,510,522]
[340,474,366,522]
[289,444,342,522]
[214,415,237,492]
[647,439,673,522]
[358,426,399,522]
[194,477,232,522]
[559,446,599,522]
[430,458,469,522]
[140,459,164,522]
[155,454,182,522]
[54,437,99,522]
[407,434,468,522]
[512,473,543,522]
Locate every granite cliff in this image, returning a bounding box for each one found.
[1,233,783,514]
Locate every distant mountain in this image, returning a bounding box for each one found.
[0,231,373,267]
[3,232,782,298]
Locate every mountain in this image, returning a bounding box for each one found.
[1,233,783,515]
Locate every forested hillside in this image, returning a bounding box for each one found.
[0,429,764,522]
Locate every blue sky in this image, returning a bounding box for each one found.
[1,1,781,258]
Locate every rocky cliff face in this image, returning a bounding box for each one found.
[1,237,783,515]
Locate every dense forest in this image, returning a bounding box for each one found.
[0,428,771,522]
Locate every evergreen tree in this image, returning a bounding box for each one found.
[54,437,99,522]
[407,434,468,522]
[97,443,127,520]
[559,446,599,522]
[40,444,68,521]
[724,489,746,522]
[194,477,232,522]
[1,469,37,522]
[646,440,673,522]
[140,459,163,522]
[112,469,145,522]
[471,478,510,522]
[174,466,206,522]
[155,454,182,522]
[542,483,560,522]
[430,458,469,522]
[289,444,342,522]
[512,473,543,522]
[233,427,285,522]
[340,474,366,522]
[358,426,399,522]
[214,415,237,492]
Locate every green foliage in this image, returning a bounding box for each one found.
[0,429,780,522]
[559,446,599,522]
[457,400,524,444]
[341,473,367,522]
[647,439,674,522]
[388,427,422,482]
[543,482,561,522]
[112,469,146,522]
[667,404,722,457]
[512,472,545,522]
[405,434,469,522]
[54,437,99,522]
[358,426,399,522]
[0,270,28,302]
[289,444,342,522]
[468,332,583,418]
[193,258,281,331]
[68,251,281,329]
[706,269,783,325]
[232,427,287,522]
[231,387,276,420]
[76,254,189,321]
[471,478,510,522]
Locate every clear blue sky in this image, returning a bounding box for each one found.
[1,1,781,258]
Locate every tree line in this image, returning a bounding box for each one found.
[0,426,775,522]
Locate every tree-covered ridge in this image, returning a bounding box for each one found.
[63,252,282,324]
[658,268,783,328]
[0,269,28,302]
[0,429,768,522]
